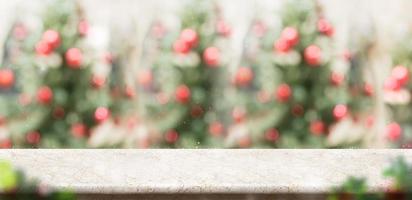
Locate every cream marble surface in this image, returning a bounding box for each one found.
[0,150,410,193]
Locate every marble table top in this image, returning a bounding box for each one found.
[0,149,410,193]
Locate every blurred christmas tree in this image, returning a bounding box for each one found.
[224,0,373,148]
[0,0,116,148]
[137,0,231,148]
[384,28,412,148]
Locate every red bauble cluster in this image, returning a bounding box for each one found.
[330,71,345,86]
[0,69,14,89]
[317,18,334,37]
[94,107,110,123]
[304,45,322,66]
[276,83,292,103]
[274,27,299,53]
[35,29,60,56]
[65,48,83,68]
[333,104,348,120]
[71,123,87,138]
[173,28,198,54]
[175,85,191,104]
[384,65,409,91]
[310,120,326,136]
[234,67,253,86]
[386,122,402,142]
[203,46,220,67]
[36,86,53,105]
[165,130,179,144]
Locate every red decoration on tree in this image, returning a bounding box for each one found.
[78,20,89,36]
[391,65,409,87]
[317,18,334,37]
[180,28,198,49]
[281,27,299,47]
[304,45,322,66]
[203,46,220,67]
[265,128,279,142]
[175,85,191,104]
[173,39,191,54]
[216,20,231,37]
[35,40,53,56]
[235,67,253,86]
[36,86,53,105]
[238,136,251,148]
[232,107,246,123]
[26,131,41,145]
[94,107,110,123]
[384,77,401,91]
[0,139,12,148]
[71,123,87,138]
[386,122,402,142]
[363,83,374,96]
[52,106,65,119]
[0,69,14,89]
[65,48,83,68]
[291,104,304,116]
[165,130,179,144]
[137,69,153,87]
[42,30,60,49]
[333,104,348,120]
[91,75,106,89]
[124,85,136,99]
[209,121,224,137]
[310,120,326,136]
[276,83,292,102]
[330,71,345,86]
[274,38,291,53]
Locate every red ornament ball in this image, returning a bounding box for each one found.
[264,128,279,142]
[94,107,110,123]
[26,131,41,145]
[78,20,89,36]
[42,30,60,49]
[384,77,401,91]
[209,121,224,137]
[175,85,191,104]
[203,46,220,67]
[333,104,348,120]
[35,40,53,56]
[52,106,65,119]
[180,28,198,48]
[0,69,14,89]
[276,83,292,103]
[281,27,299,47]
[391,65,409,87]
[0,139,12,148]
[71,123,87,138]
[36,86,53,105]
[91,75,106,89]
[232,107,246,123]
[386,122,402,142]
[310,120,326,136]
[304,45,322,66]
[235,67,253,86]
[216,20,232,37]
[274,38,291,53]
[317,18,334,37]
[173,39,191,54]
[363,83,374,96]
[165,130,179,144]
[65,48,83,68]
[330,71,345,86]
[137,69,153,87]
